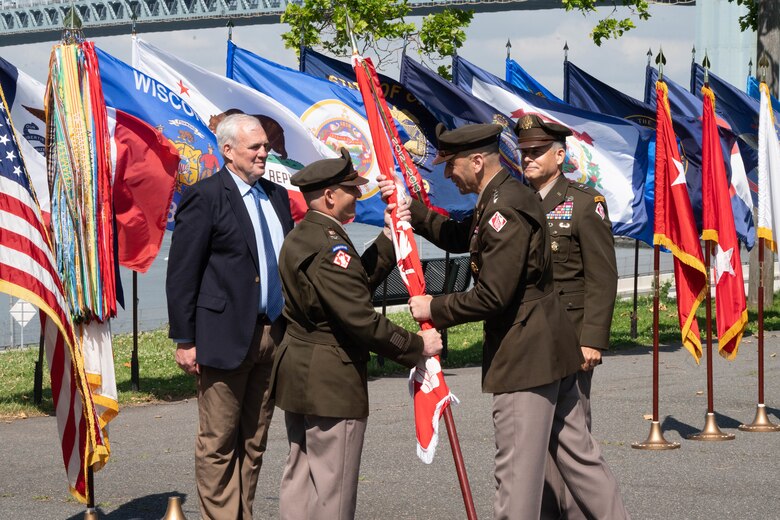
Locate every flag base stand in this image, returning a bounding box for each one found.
[162,496,187,519]
[687,412,735,441]
[83,508,98,519]
[739,404,780,432]
[632,421,680,450]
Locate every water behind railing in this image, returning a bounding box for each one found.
[0,223,679,349]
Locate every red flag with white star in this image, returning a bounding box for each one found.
[701,85,747,359]
[654,81,707,362]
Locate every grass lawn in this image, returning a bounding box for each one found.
[2,290,779,419]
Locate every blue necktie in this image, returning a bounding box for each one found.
[250,185,283,321]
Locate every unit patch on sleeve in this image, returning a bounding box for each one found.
[489,211,507,232]
[547,200,574,220]
[331,244,349,253]
[333,250,352,268]
[595,202,606,220]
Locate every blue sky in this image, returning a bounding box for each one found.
[1,4,710,101]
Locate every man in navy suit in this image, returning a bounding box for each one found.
[166,113,294,519]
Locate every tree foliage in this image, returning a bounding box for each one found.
[281,0,473,78]
[564,0,757,46]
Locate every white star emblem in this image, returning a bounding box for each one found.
[671,158,686,186]
[714,244,735,284]
[13,166,21,175]
[6,150,16,161]
[0,134,8,145]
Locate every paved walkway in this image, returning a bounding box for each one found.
[2,333,780,519]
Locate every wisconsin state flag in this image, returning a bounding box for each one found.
[701,85,747,359]
[654,81,707,362]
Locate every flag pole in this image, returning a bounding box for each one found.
[633,53,679,450]
[34,326,45,403]
[344,13,476,518]
[632,245,680,449]
[687,241,734,440]
[740,55,780,432]
[740,236,780,431]
[630,240,639,339]
[131,272,140,391]
[83,467,97,519]
[632,47,650,338]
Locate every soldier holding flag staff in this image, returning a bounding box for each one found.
[270,148,442,520]
[382,123,629,519]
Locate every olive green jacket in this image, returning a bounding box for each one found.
[410,169,583,394]
[541,175,618,350]
[271,211,423,419]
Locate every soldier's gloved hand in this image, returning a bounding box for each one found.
[418,327,443,357]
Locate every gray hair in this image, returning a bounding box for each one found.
[215,113,263,152]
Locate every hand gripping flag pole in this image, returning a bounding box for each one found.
[345,14,477,520]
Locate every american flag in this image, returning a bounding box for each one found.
[0,85,105,503]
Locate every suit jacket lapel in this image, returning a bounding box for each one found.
[541,175,569,215]
[220,168,260,272]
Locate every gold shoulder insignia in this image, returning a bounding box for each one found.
[594,195,606,203]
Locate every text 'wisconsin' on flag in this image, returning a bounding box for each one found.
[97,45,213,232]
[133,36,338,222]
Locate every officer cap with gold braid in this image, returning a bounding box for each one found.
[291,147,369,193]
[432,122,504,165]
[513,114,572,150]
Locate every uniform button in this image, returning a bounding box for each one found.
[559,288,565,295]
[567,302,573,308]
[552,230,558,235]
[255,276,260,283]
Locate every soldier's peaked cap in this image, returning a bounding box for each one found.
[290,147,369,193]
[513,114,572,150]
[432,123,503,165]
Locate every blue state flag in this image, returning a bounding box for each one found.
[228,41,402,226]
[505,58,562,102]
[747,75,780,116]
[300,47,473,219]
[567,61,755,248]
[454,55,652,243]
[399,55,521,184]
[95,47,220,230]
